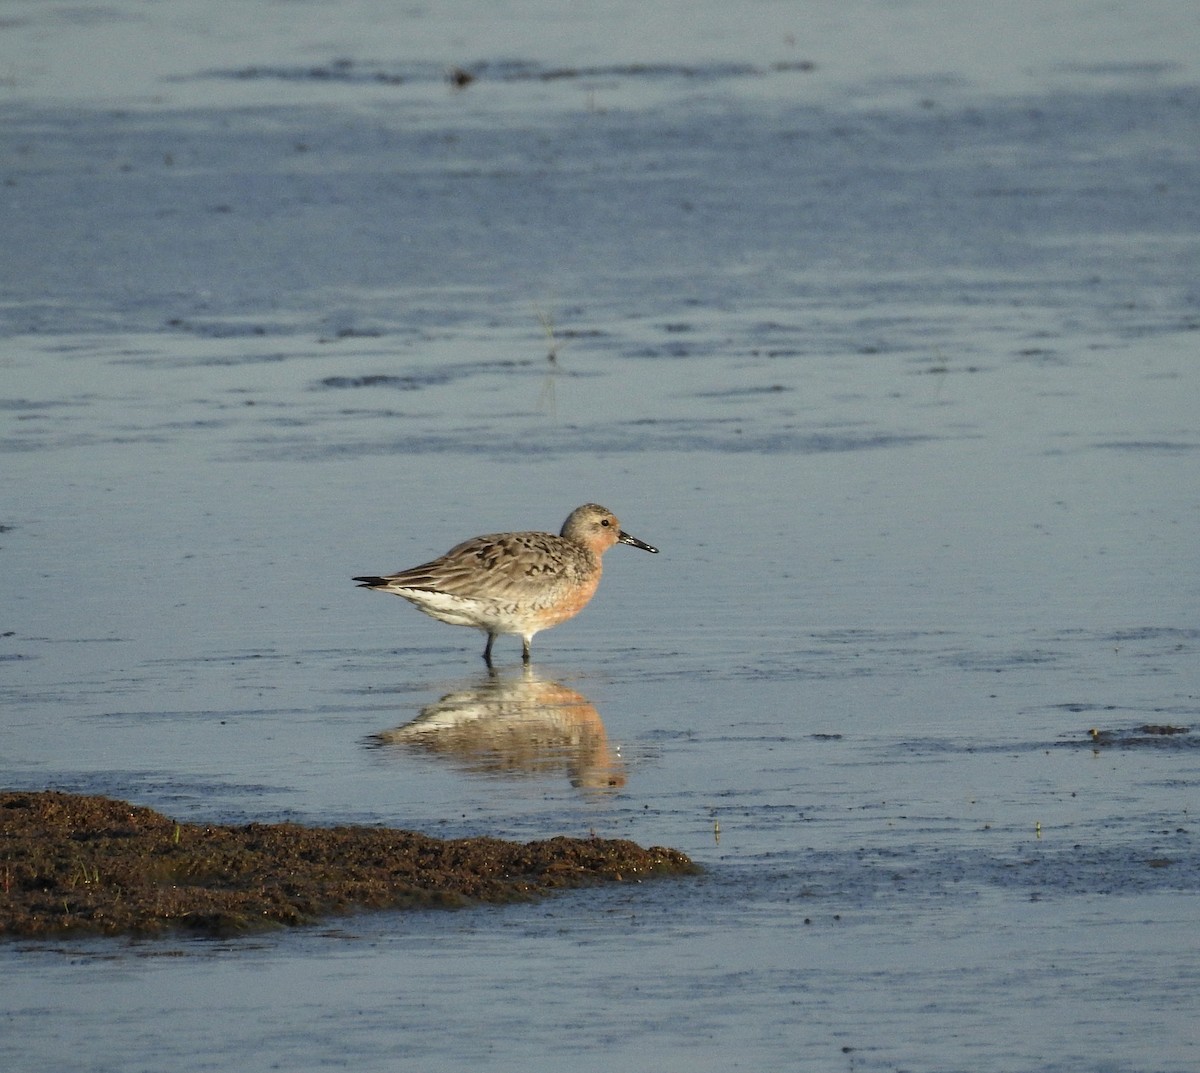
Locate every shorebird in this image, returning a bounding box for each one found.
[353,504,658,664]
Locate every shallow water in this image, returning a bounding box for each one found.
[2,2,1199,1071]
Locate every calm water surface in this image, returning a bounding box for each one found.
[2,2,1199,1071]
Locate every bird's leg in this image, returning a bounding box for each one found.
[521,637,532,663]
[483,634,495,667]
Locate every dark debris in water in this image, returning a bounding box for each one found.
[164,317,276,339]
[198,57,818,88]
[0,791,696,939]
[1084,724,1195,748]
[317,373,453,391]
[314,360,539,393]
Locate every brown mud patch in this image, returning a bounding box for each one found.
[0,791,696,939]
[1085,724,1194,748]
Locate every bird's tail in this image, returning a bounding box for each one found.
[353,576,390,588]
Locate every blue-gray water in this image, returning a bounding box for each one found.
[2,2,1198,1070]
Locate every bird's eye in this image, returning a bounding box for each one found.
[600,518,611,527]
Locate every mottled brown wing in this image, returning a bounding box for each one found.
[380,531,579,600]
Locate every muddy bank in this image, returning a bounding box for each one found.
[0,791,696,939]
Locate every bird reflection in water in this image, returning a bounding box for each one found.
[370,668,626,793]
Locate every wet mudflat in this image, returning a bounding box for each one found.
[0,790,694,937]
[2,1,1200,1071]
